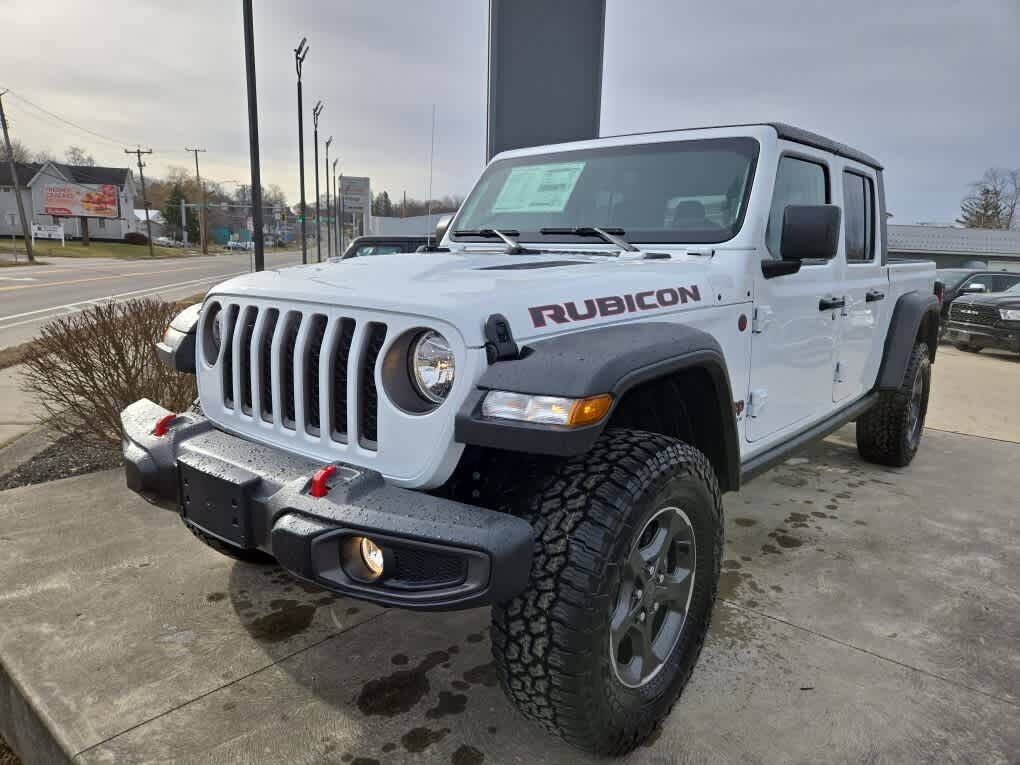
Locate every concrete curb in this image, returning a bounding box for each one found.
[0,425,59,478]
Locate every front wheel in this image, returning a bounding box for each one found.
[491,429,722,756]
[856,341,931,467]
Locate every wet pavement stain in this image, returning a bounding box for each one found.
[760,544,782,555]
[466,632,485,643]
[773,473,808,488]
[451,680,470,691]
[401,726,450,753]
[357,650,449,716]
[773,534,803,549]
[426,690,468,719]
[722,559,742,570]
[381,743,396,753]
[206,592,226,603]
[451,743,485,765]
[248,602,316,643]
[462,661,499,688]
[734,517,757,527]
[391,653,408,665]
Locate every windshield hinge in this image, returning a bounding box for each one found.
[484,314,519,363]
[752,305,773,334]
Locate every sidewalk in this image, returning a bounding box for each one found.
[0,366,41,447]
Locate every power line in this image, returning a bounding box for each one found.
[3,89,136,148]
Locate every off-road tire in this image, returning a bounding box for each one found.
[856,341,931,467]
[490,429,722,756]
[184,521,275,564]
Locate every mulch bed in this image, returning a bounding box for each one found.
[0,432,121,491]
[0,735,20,765]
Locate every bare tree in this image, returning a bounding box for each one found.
[65,145,96,167]
[963,168,1020,229]
[0,137,32,163]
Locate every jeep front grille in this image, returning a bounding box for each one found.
[212,303,387,451]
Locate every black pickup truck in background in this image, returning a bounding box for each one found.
[943,280,1020,356]
[936,268,1020,329]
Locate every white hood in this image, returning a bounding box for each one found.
[207,250,720,346]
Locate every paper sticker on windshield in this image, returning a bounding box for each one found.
[490,161,585,214]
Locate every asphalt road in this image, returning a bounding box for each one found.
[0,249,304,349]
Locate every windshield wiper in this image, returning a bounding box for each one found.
[453,228,529,254]
[539,226,639,252]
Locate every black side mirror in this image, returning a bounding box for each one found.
[780,205,841,261]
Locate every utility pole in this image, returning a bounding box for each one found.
[312,100,323,262]
[125,146,155,258]
[332,158,339,254]
[294,38,308,265]
[403,190,407,218]
[324,135,332,259]
[242,0,265,271]
[0,91,34,262]
[185,147,207,254]
[180,197,188,246]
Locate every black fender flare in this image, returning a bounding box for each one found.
[455,322,741,492]
[877,291,939,391]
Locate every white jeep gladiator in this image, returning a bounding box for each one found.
[122,122,939,756]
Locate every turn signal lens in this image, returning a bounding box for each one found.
[568,394,613,426]
[481,391,612,427]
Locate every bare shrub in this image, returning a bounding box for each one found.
[21,299,197,445]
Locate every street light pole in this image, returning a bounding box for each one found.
[324,135,332,259]
[312,100,323,262]
[241,0,265,271]
[332,157,339,255]
[294,37,308,265]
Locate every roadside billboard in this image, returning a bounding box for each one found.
[44,184,119,219]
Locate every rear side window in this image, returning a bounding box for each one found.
[766,156,828,257]
[842,171,875,262]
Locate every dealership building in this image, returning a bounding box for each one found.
[0,161,140,240]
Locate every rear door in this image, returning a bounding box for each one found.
[834,166,886,402]
[747,151,841,442]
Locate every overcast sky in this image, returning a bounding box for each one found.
[2,0,1016,223]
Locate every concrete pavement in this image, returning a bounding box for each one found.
[0,425,1017,764]
[0,250,302,349]
[0,366,40,447]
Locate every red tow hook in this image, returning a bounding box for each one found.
[153,413,178,437]
[309,464,338,498]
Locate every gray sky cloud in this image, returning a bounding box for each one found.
[2,0,1016,223]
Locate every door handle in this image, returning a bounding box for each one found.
[819,296,845,311]
[865,290,885,302]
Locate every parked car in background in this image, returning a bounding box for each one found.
[340,234,442,259]
[936,268,1020,333]
[225,240,246,251]
[943,281,1020,356]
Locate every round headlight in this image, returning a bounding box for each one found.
[410,330,455,404]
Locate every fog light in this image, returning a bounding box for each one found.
[360,537,385,576]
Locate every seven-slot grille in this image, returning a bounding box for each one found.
[212,303,387,449]
[950,302,999,327]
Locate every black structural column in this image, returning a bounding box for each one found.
[487,0,606,161]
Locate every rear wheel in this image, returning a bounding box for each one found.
[491,429,722,756]
[857,342,931,467]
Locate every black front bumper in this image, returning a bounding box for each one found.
[943,320,1020,353]
[121,399,534,610]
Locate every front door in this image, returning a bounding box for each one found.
[747,153,840,442]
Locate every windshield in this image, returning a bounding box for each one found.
[452,137,759,246]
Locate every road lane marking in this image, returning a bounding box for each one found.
[0,262,241,292]
[0,273,232,327]
[0,276,37,282]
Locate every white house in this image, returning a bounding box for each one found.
[0,161,140,241]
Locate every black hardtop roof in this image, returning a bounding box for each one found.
[603,122,883,171]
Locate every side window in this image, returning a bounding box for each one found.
[766,156,828,257]
[842,171,875,262]
[991,274,1020,292]
[960,276,989,294]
